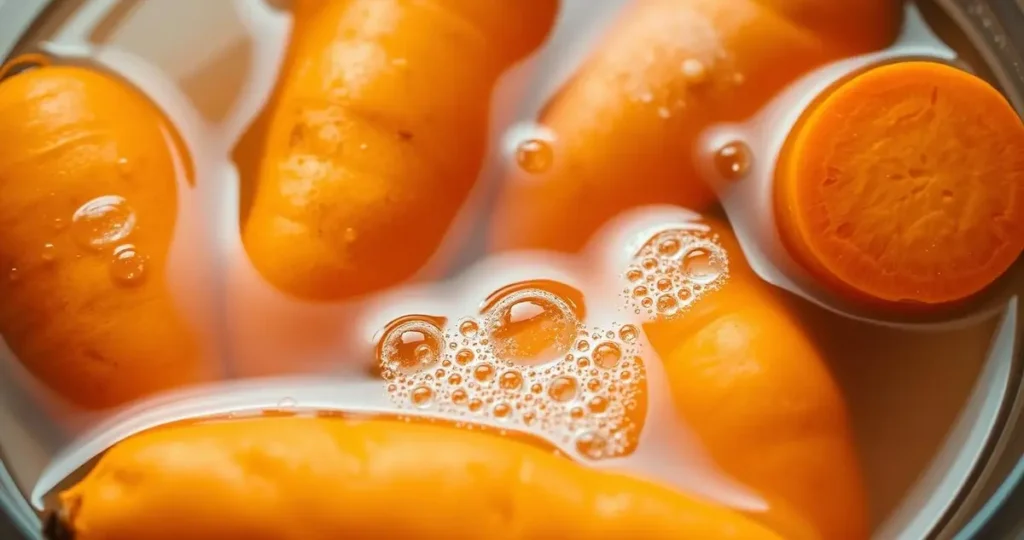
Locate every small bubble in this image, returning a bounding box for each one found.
[593,342,622,369]
[474,363,496,382]
[378,317,445,374]
[548,376,578,402]
[587,378,602,392]
[451,388,468,405]
[109,244,147,286]
[448,373,463,385]
[656,294,679,315]
[40,243,57,263]
[277,397,296,409]
[570,407,585,419]
[681,59,707,84]
[456,349,475,365]
[656,278,673,292]
[657,106,671,119]
[714,141,752,180]
[678,288,693,301]
[468,399,483,412]
[632,286,649,298]
[620,371,632,381]
[626,268,643,282]
[575,431,608,459]
[515,139,554,174]
[642,257,658,271]
[411,386,434,407]
[459,319,479,337]
[71,195,136,251]
[576,340,590,352]
[577,357,590,369]
[683,248,724,284]
[434,368,446,378]
[530,383,543,394]
[587,396,609,414]
[499,370,523,391]
[618,325,638,343]
[523,412,536,425]
[641,297,653,308]
[487,288,577,364]
[493,402,513,418]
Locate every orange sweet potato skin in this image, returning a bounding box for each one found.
[57,417,784,540]
[242,0,558,300]
[0,65,206,409]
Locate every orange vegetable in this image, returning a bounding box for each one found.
[51,417,784,540]
[490,0,900,254]
[774,61,1024,306]
[0,62,208,409]
[638,219,867,540]
[242,0,558,300]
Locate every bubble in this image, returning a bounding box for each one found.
[570,407,585,420]
[548,376,578,402]
[632,286,648,298]
[588,396,609,414]
[620,371,632,381]
[641,297,653,308]
[618,325,638,343]
[576,357,590,369]
[714,140,752,180]
[576,340,590,352]
[451,388,468,405]
[378,316,445,374]
[493,402,513,418]
[411,386,434,407]
[474,363,496,382]
[515,139,554,174]
[456,349,475,365]
[109,244,147,286]
[575,431,609,460]
[656,294,679,315]
[459,319,479,337]
[683,248,724,284]
[448,373,463,385]
[71,195,136,251]
[468,399,483,412]
[678,288,692,301]
[530,383,543,394]
[642,257,658,271]
[659,238,681,257]
[499,370,523,391]
[587,378,602,392]
[626,268,643,282]
[40,243,57,263]
[681,58,707,84]
[486,288,578,364]
[523,412,536,425]
[593,342,622,369]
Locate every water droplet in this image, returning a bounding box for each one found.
[486,288,578,364]
[593,342,622,369]
[411,386,434,407]
[682,248,724,285]
[548,376,578,402]
[626,268,643,282]
[459,319,479,337]
[109,244,147,286]
[474,363,495,382]
[714,141,752,180]
[618,325,638,343]
[277,397,296,409]
[656,294,679,315]
[515,139,554,174]
[378,316,445,374]
[71,195,136,250]
[493,402,512,418]
[575,431,608,459]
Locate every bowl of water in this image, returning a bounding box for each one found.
[0,0,1022,538]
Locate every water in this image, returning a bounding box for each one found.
[0,0,1018,538]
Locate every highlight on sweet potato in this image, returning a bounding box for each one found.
[242,0,559,300]
[774,60,1024,307]
[0,60,208,409]
[490,0,901,254]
